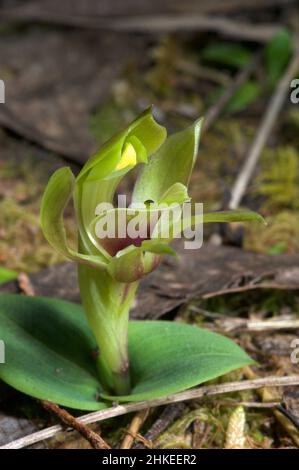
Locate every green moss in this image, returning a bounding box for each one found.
[0,154,76,273]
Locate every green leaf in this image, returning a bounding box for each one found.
[102,320,253,402]
[202,42,252,68]
[0,294,253,408]
[40,167,107,269]
[226,81,261,114]
[133,118,202,203]
[0,294,107,410]
[265,28,292,89]
[0,267,17,284]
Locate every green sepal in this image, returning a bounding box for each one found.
[154,209,265,241]
[40,167,107,269]
[133,118,202,203]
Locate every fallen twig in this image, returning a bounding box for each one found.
[175,52,261,128]
[0,11,282,43]
[41,400,110,450]
[2,375,299,449]
[205,399,280,408]
[229,50,299,209]
[177,60,230,86]
[202,53,262,134]
[215,316,299,332]
[120,409,149,449]
[201,281,299,299]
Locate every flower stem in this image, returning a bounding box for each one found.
[78,264,137,396]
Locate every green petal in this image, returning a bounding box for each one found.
[133,117,202,203]
[200,210,266,224]
[40,167,107,269]
[152,209,264,242]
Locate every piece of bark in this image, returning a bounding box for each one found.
[0,29,145,164]
[2,243,299,319]
[134,403,187,449]
[282,389,299,420]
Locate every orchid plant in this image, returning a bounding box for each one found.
[0,109,262,409]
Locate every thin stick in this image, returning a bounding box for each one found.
[177,53,261,127]
[41,400,110,449]
[202,53,262,133]
[216,316,299,333]
[2,375,299,450]
[229,51,299,209]
[201,281,299,299]
[206,400,280,408]
[0,11,281,43]
[120,409,149,449]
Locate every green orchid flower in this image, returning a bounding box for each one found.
[40,107,263,396]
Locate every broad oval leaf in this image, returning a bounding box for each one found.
[103,320,253,402]
[0,294,107,410]
[0,294,253,409]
